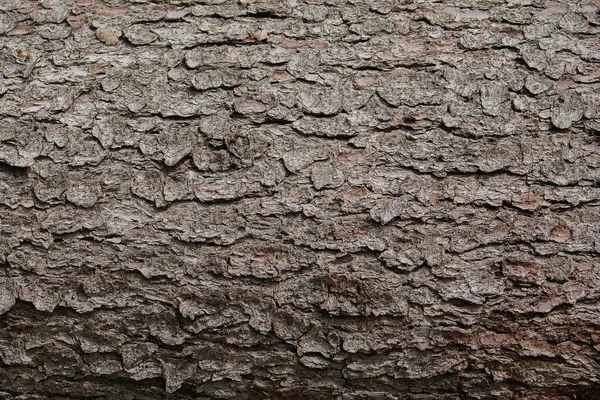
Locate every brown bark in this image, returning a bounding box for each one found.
[1,0,600,399]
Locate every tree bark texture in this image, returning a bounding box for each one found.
[1,0,600,399]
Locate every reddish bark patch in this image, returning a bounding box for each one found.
[513,193,544,211]
[337,151,364,165]
[67,15,86,29]
[502,258,545,284]
[342,187,369,201]
[354,74,378,89]
[550,223,571,242]
[7,23,35,36]
[271,69,294,83]
[271,35,304,49]
[88,63,110,75]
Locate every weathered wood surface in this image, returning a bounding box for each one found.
[1,0,600,399]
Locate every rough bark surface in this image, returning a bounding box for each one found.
[1,0,600,399]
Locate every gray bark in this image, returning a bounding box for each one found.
[1,0,600,399]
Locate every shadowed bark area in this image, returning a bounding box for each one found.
[1,0,600,399]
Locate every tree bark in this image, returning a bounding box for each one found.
[1,0,600,399]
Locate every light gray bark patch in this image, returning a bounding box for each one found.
[0,278,15,315]
[297,86,343,116]
[123,24,158,45]
[292,114,355,138]
[310,161,344,190]
[480,83,509,116]
[65,176,103,208]
[521,42,547,71]
[551,93,585,129]
[370,197,407,225]
[377,69,444,107]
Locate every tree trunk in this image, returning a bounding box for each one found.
[1,0,600,399]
